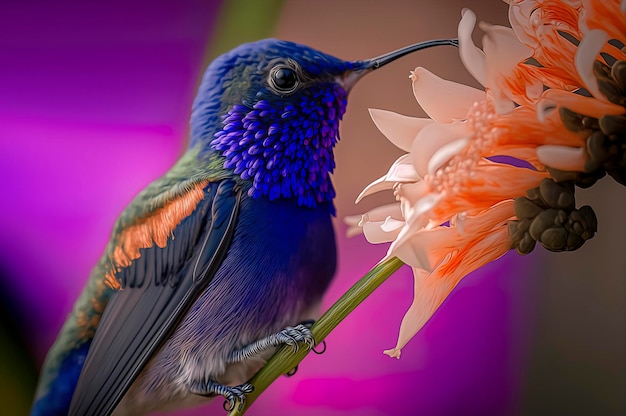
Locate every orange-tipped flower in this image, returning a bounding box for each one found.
[349,0,624,358]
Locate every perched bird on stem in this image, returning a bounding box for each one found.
[30,37,457,416]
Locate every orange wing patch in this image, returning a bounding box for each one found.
[104,180,209,290]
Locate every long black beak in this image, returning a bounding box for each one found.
[342,38,459,91]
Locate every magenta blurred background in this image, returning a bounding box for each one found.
[0,1,623,415]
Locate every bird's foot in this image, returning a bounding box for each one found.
[297,319,327,355]
[228,324,315,363]
[277,324,315,352]
[189,379,254,411]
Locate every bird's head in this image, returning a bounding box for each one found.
[190,38,457,210]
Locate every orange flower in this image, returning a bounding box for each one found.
[349,1,624,358]
[507,0,626,170]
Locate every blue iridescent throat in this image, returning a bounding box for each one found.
[212,84,347,210]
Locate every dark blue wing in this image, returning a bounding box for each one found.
[68,179,242,416]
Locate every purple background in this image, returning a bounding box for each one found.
[0,0,221,359]
[1,1,623,415]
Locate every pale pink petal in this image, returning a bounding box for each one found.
[390,200,514,271]
[382,348,402,359]
[427,137,470,175]
[385,223,513,357]
[381,217,405,232]
[362,219,404,244]
[385,154,420,182]
[355,154,419,202]
[344,215,364,238]
[386,195,447,270]
[481,23,532,78]
[394,180,432,221]
[383,191,443,266]
[383,266,455,356]
[411,121,470,177]
[383,267,429,359]
[507,0,536,48]
[355,175,392,203]
[391,225,457,272]
[480,22,533,113]
[490,90,517,115]
[411,67,485,123]
[575,29,610,101]
[362,214,406,244]
[458,8,487,86]
[402,189,443,226]
[360,202,403,223]
[369,108,434,152]
[346,203,404,240]
[537,145,586,171]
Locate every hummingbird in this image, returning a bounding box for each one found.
[30,37,457,416]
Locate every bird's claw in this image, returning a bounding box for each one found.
[278,324,315,352]
[221,383,254,412]
[226,323,315,364]
[190,379,254,412]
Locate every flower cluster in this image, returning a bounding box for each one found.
[349,0,626,359]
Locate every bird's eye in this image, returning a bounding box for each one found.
[269,65,299,94]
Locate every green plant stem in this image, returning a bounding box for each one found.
[227,256,405,415]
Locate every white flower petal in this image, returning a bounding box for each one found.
[411,121,470,177]
[394,180,431,220]
[380,217,405,232]
[385,154,420,182]
[411,67,485,123]
[386,235,426,271]
[576,29,610,102]
[395,226,457,272]
[363,219,404,244]
[383,267,430,359]
[346,203,404,242]
[386,191,444,268]
[355,154,420,203]
[361,202,403,223]
[458,8,486,86]
[355,175,391,203]
[427,137,470,175]
[369,109,433,152]
[408,192,444,224]
[537,145,586,171]
[344,215,364,238]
